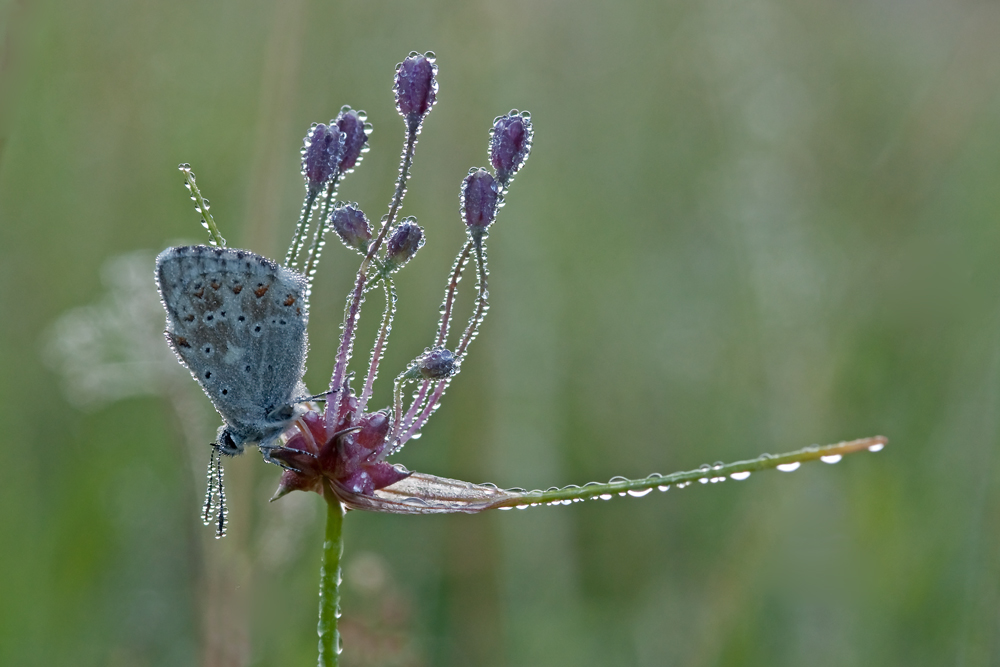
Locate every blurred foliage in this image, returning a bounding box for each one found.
[3,0,1000,665]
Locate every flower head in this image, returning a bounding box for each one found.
[330,203,372,253]
[490,111,533,185]
[384,219,424,271]
[271,396,409,501]
[461,168,499,235]
[394,52,438,122]
[335,107,370,172]
[302,123,345,192]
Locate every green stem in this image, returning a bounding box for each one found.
[492,436,888,508]
[318,484,344,667]
[179,164,225,247]
[286,187,320,270]
[304,174,342,282]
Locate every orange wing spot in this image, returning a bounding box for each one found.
[184,314,195,322]
[232,285,243,294]
[296,307,302,316]
[210,281,221,290]
[254,284,269,298]
[193,287,205,298]
[284,295,296,306]
[174,335,191,348]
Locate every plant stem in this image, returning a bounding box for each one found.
[360,276,396,412]
[179,165,226,248]
[304,174,342,283]
[318,484,344,667]
[286,187,320,270]
[328,122,418,399]
[492,436,888,508]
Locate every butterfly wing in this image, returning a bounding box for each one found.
[155,245,309,447]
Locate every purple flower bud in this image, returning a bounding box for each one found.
[334,107,370,171]
[417,348,456,380]
[461,168,499,233]
[490,111,533,183]
[394,52,438,120]
[355,412,390,451]
[329,203,372,252]
[301,123,345,191]
[384,219,424,270]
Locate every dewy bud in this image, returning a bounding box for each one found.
[461,168,499,233]
[394,52,438,120]
[490,111,533,184]
[384,219,424,270]
[335,107,370,171]
[417,348,456,380]
[330,203,372,252]
[302,123,345,191]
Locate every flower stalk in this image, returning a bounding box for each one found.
[318,484,344,667]
[179,164,225,247]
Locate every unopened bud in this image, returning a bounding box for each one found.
[301,123,345,191]
[330,203,372,252]
[490,111,533,184]
[335,107,370,171]
[461,168,499,234]
[417,348,456,380]
[384,219,424,271]
[394,52,438,121]
[355,412,391,450]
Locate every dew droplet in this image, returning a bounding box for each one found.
[657,484,670,492]
[599,493,612,501]
[698,478,709,484]
[868,443,884,453]
[777,462,801,472]
[730,471,751,481]
[627,488,653,497]
[820,454,842,464]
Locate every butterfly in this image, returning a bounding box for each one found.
[155,245,310,533]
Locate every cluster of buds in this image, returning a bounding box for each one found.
[287,106,372,286]
[271,52,533,504]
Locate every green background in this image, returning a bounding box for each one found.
[2,0,999,665]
